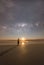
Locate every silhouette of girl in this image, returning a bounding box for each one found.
[17,38,19,46]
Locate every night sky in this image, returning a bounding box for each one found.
[0,0,44,39]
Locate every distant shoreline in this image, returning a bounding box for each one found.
[0,39,44,41]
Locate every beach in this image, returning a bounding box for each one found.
[0,41,44,65]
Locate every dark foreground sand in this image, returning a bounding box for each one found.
[0,41,44,65]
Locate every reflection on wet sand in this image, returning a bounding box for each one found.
[22,42,24,45]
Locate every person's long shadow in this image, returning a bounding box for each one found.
[0,45,17,56]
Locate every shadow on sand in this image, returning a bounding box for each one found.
[0,45,18,56]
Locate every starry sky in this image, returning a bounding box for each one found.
[0,0,44,39]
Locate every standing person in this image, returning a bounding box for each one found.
[17,38,19,46]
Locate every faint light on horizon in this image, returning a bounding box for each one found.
[22,37,25,41]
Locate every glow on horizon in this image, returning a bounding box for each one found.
[0,36,44,40]
[21,37,25,41]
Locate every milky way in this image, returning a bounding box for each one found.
[0,0,44,39]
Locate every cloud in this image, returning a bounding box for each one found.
[4,0,15,8]
[0,3,5,13]
[29,24,33,28]
[18,23,27,27]
[2,26,7,29]
[35,22,39,27]
[15,23,27,28]
[34,22,44,28]
[7,13,14,20]
[0,25,8,33]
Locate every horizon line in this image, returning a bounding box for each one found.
[0,38,44,41]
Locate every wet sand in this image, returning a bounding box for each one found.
[0,41,44,65]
